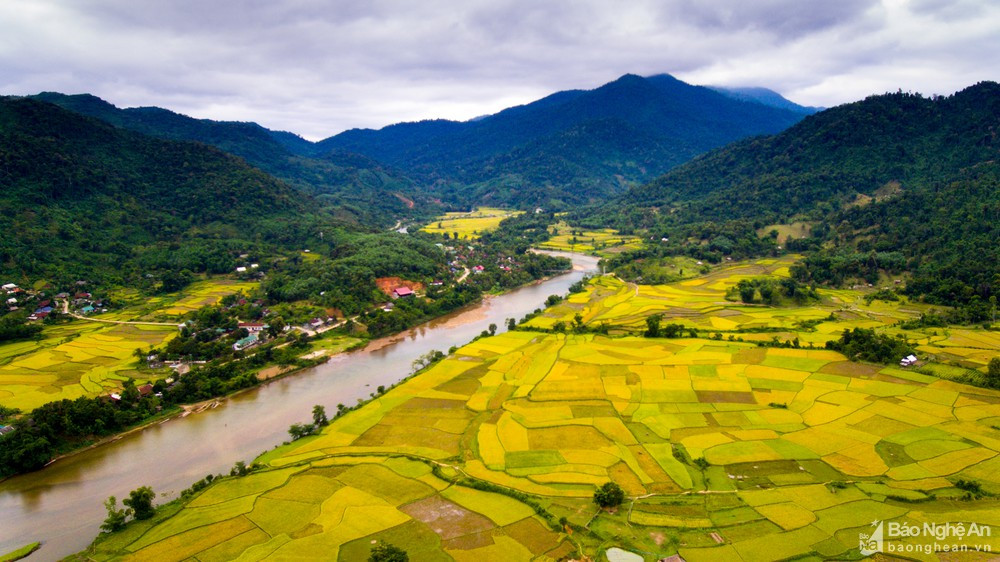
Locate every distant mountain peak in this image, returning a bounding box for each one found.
[706,86,822,114]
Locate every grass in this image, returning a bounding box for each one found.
[420,207,523,240]
[78,259,1000,561]
[0,543,40,562]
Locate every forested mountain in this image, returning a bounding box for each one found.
[615,82,1000,313]
[316,74,809,207]
[31,93,418,226]
[0,97,336,285]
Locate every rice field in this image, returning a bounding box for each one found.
[537,222,643,256]
[420,207,524,240]
[0,278,255,410]
[82,263,1000,561]
[0,323,176,411]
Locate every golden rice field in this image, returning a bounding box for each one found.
[106,279,258,320]
[0,323,176,411]
[87,332,1000,559]
[82,262,1000,561]
[537,222,643,256]
[756,221,815,244]
[420,207,524,240]
[0,278,255,411]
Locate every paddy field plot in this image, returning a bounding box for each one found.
[420,207,523,240]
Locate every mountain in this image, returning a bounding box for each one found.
[707,86,822,114]
[31,93,418,226]
[317,74,810,207]
[620,82,1000,312]
[0,96,336,284]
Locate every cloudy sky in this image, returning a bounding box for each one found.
[2,0,997,140]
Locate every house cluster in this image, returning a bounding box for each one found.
[4,282,102,320]
[108,383,160,403]
[70,291,106,316]
[301,316,338,332]
[899,354,919,367]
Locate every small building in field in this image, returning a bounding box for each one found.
[137,384,154,397]
[899,354,918,367]
[393,287,414,299]
[235,266,247,273]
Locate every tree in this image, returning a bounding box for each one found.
[593,481,625,509]
[506,317,516,331]
[123,486,156,520]
[644,314,662,338]
[288,423,314,440]
[267,317,285,338]
[312,404,329,427]
[988,358,1000,388]
[101,496,128,533]
[369,541,408,562]
[572,313,585,333]
[488,323,497,336]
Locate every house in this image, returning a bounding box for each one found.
[233,334,258,351]
[309,318,324,329]
[54,292,69,299]
[137,384,154,397]
[238,322,267,333]
[0,425,14,436]
[1,283,16,291]
[235,266,247,273]
[6,298,16,306]
[899,354,918,367]
[38,299,51,308]
[81,305,95,314]
[75,292,91,299]
[393,287,414,299]
[250,263,259,269]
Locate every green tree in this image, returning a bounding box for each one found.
[123,486,156,520]
[988,358,1000,388]
[488,323,497,336]
[506,317,516,331]
[369,541,409,562]
[100,496,128,533]
[572,313,585,333]
[593,481,625,509]
[312,404,329,427]
[267,317,285,338]
[644,314,662,338]
[288,423,314,440]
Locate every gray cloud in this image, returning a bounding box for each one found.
[1,0,997,139]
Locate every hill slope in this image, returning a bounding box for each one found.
[317,74,809,207]
[620,82,1000,311]
[31,93,418,226]
[0,97,333,284]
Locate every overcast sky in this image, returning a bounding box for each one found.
[2,0,997,140]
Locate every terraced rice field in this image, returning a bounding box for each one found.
[88,327,1000,560]
[83,262,1000,560]
[0,323,176,411]
[420,208,523,240]
[537,222,643,256]
[117,279,258,319]
[0,278,254,410]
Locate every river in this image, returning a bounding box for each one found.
[0,251,598,561]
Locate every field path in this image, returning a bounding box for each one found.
[59,300,182,328]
